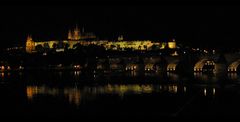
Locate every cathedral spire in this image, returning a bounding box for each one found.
[75,24,79,31]
[73,24,80,40]
[27,34,32,41]
[68,30,72,40]
[26,34,35,53]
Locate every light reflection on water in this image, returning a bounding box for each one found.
[0,72,4,78]
[26,83,218,107]
[202,87,217,97]
[26,84,189,106]
[194,72,219,82]
[167,72,179,81]
[228,73,238,80]
[0,70,232,117]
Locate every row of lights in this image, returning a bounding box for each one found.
[125,66,137,71]
[74,65,81,69]
[167,68,176,71]
[0,66,24,71]
[145,68,153,71]
[194,68,203,72]
[228,68,237,72]
[0,66,11,70]
[203,88,216,96]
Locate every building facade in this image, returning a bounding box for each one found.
[26,26,177,53]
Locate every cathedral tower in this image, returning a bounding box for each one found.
[73,25,80,40]
[68,25,81,40]
[68,30,72,40]
[26,35,35,53]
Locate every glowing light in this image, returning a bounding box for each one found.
[173,85,178,93]
[1,72,4,77]
[171,51,178,56]
[142,85,153,93]
[213,88,215,95]
[56,48,64,52]
[1,66,4,70]
[204,88,207,96]
[74,65,81,69]
[168,41,176,49]
[19,66,24,70]
[204,50,208,53]
[26,88,33,100]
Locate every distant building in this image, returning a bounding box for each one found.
[25,25,177,53]
[168,38,177,49]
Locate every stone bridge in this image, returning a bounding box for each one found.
[95,53,240,75]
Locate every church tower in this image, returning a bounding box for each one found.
[73,25,80,40]
[26,35,35,53]
[68,30,72,40]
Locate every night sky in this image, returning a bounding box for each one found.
[0,5,240,48]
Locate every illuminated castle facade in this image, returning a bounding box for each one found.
[26,26,177,53]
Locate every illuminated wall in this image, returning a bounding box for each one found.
[168,42,176,49]
[25,27,177,53]
[26,39,176,53]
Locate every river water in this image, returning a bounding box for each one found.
[1,71,240,119]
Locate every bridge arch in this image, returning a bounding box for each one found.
[125,63,139,71]
[228,59,240,72]
[194,59,216,73]
[144,63,155,71]
[167,63,178,72]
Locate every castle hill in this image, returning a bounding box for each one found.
[0,25,239,77]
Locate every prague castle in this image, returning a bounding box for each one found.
[26,26,177,53]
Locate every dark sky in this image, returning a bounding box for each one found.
[0,5,240,48]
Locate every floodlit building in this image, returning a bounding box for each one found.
[25,25,177,53]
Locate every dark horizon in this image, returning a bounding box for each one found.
[0,5,240,48]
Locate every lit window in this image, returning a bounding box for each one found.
[1,66,4,70]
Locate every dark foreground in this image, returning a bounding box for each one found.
[1,71,240,120]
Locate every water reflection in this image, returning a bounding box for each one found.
[167,72,179,81]
[26,84,186,106]
[204,88,207,96]
[0,72,11,78]
[0,72,4,78]
[213,88,216,95]
[64,87,81,106]
[202,87,216,96]
[125,71,137,77]
[74,71,81,76]
[194,72,218,82]
[184,86,187,93]
[228,73,238,80]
